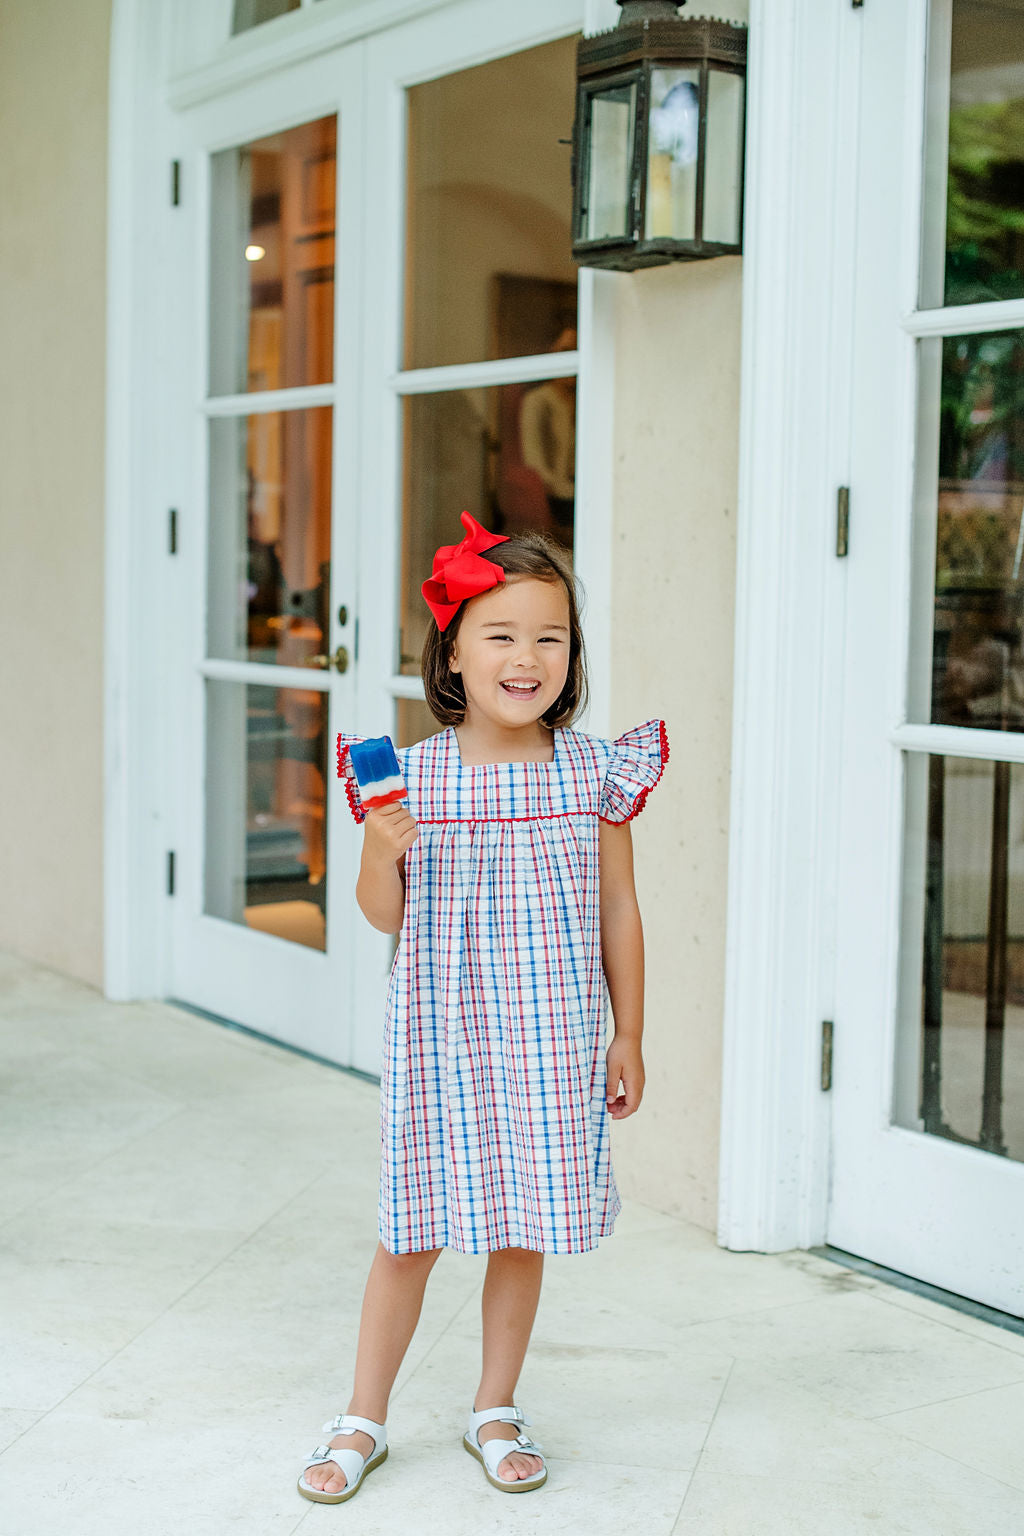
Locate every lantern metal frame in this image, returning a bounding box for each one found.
[571,3,748,271]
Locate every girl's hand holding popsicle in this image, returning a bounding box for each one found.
[345,737,417,932]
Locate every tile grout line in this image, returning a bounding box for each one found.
[669,1355,736,1530]
[868,1287,1024,1362]
[0,1158,364,1463]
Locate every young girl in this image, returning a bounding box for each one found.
[297,510,668,1504]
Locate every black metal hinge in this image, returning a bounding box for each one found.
[836,486,850,557]
[168,508,178,555]
[167,851,176,897]
[852,0,864,9]
[171,159,182,206]
[821,1020,834,1091]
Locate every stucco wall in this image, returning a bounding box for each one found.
[607,259,741,1232]
[0,0,111,985]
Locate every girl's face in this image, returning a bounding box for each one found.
[449,575,571,730]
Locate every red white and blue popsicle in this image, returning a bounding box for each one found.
[347,735,408,811]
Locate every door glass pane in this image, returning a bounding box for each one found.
[908,328,1024,730]
[208,408,333,668]
[921,0,1024,309]
[404,35,579,370]
[232,0,300,32]
[205,680,328,952]
[645,68,700,242]
[895,752,1024,1162]
[399,379,576,677]
[210,116,335,395]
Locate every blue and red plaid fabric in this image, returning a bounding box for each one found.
[337,719,668,1254]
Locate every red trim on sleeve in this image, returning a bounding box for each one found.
[336,739,366,825]
[597,718,670,824]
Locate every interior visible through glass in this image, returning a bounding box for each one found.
[895,751,1024,1161]
[912,329,1024,732]
[921,0,1024,308]
[209,115,336,395]
[208,408,333,668]
[205,680,328,952]
[404,36,579,370]
[399,377,576,678]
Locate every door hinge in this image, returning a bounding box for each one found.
[168,508,178,555]
[167,851,176,897]
[836,486,850,557]
[171,159,182,206]
[852,0,864,9]
[821,1019,834,1091]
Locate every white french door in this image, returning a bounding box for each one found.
[165,44,395,1072]
[830,0,1024,1316]
[161,0,594,1073]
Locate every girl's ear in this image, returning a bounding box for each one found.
[449,647,461,675]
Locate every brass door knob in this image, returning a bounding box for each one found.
[301,645,350,673]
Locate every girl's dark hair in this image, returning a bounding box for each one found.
[421,529,589,728]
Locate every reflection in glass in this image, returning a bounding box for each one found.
[895,753,1024,1161]
[645,69,699,241]
[208,408,333,668]
[400,379,576,677]
[582,83,636,243]
[232,0,300,32]
[920,330,1024,731]
[205,681,328,952]
[921,0,1024,308]
[210,116,335,395]
[404,36,578,370]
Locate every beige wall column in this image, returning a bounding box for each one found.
[0,0,112,985]
[607,259,742,1231]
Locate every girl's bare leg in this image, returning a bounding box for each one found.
[473,1246,545,1482]
[305,1240,443,1494]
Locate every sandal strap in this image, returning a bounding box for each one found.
[320,1411,386,1446]
[468,1402,530,1435]
[478,1431,546,1479]
[303,1444,366,1483]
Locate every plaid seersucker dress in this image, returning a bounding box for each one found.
[336,718,669,1255]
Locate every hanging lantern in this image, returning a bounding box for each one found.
[572,0,747,270]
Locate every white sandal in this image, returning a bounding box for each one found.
[297,1411,388,1504]
[463,1403,547,1493]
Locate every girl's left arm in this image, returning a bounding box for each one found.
[599,818,645,1120]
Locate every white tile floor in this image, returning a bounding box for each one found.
[2,948,1024,1536]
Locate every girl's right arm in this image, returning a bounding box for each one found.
[355,802,418,933]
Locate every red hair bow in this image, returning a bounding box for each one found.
[421,510,510,631]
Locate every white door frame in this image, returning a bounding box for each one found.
[103,0,617,1011]
[717,0,866,1252]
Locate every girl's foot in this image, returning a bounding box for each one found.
[303,1427,376,1495]
[476,1414,544,1482]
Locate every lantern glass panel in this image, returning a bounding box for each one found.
[703,68,745,246]
[581,82,636,242]
[645,67,700,242]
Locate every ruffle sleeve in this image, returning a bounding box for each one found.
[598,718,669,824]
[336,732,368,825]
